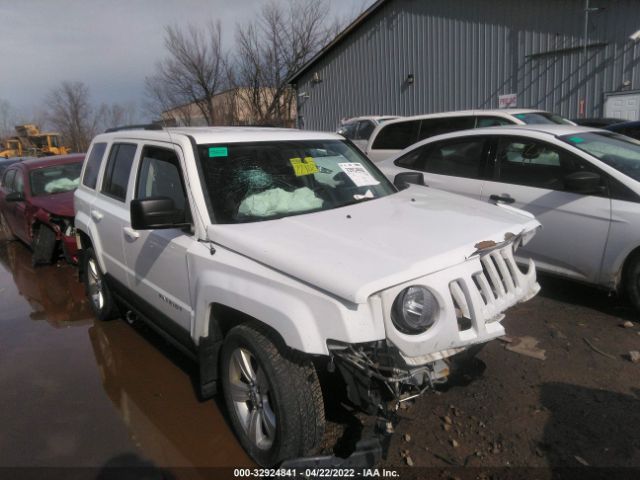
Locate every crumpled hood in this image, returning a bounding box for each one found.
[30,190,75,218]
[209,186,540,304]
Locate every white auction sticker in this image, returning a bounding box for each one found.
[338,163,380,187]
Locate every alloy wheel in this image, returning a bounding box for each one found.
[228,347,277,450]
[87,258,105,311]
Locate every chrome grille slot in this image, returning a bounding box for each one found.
[473,272,493,305]
[449,279,473,331]
[481,253,505,297]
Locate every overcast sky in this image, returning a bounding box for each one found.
[0,0,371,122]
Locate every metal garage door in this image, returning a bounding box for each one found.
[604,92,640,121]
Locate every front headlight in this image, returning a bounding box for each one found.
[391,286,439,334]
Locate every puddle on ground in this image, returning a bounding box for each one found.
[0,239,251,473]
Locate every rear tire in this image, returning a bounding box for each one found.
[83,247,119,321]
[624,254,640,313]
[32,225,57,266]
[221,323,325,467]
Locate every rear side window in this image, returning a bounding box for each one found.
[356,121,375,140]
[420,138,487,179]
[417,116,476,141]
[102,143,137,201]
[82,142,108,189]
[371,120,420,150]
[340,123,357,139]
[2,169,16,190]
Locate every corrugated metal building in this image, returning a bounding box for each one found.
[289,0,640,131]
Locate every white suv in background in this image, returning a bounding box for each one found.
[366,109,574,162]
[74,126,540,466]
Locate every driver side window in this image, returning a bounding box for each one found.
[135,146,189,221]
[495,137,604,193]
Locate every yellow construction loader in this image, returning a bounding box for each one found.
[0,124,69,158]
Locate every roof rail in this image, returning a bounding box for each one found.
[104,124,164,133]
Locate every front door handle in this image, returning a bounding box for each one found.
[123,227,140,241]
[91,210,104,221]
[489,194,515,204]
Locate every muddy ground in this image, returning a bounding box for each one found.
[0,236,638,480]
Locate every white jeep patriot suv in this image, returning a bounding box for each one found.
[74,126,540,467]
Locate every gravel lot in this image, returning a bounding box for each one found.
[1,235,639,479]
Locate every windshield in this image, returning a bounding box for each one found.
[513,112,573,125]
[560,132,640,181]
[197,139,395,223]
[30,162,82,196]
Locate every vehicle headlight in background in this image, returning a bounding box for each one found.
[391,286,439,334]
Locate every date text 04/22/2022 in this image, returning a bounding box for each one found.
[232,468,400,478]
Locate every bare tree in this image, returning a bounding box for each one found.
[144,21,228,126]
[46,81,98,152]
[0,99,17,139]
[232,0,338,126]
[96,101,138,131]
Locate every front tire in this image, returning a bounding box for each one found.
[83,247,119,321]
[32,225,57,266]
[221,324,325,467]
[624,254,640,313]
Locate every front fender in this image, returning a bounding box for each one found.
[74,209,108,274]
[189,249,386,355]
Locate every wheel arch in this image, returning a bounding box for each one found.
[206,303,290,350]
[619,244,640,294]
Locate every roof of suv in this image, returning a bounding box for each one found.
[98,127,343,144]
[457,124,602,137]
[341,116,400,124]
[380,109,553,124]
[406,125,604,147]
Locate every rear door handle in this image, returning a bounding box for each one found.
[123,227,140,241]
[91,210,104,221]
[489,194,515,204]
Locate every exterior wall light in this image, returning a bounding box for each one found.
[406,73,414,85]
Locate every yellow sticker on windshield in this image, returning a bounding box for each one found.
[289,157,319,176]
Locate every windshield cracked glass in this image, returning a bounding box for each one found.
[197,139,395,223]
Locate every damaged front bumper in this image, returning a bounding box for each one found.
[328,235,540,411]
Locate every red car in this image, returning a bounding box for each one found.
[0,154,85,265]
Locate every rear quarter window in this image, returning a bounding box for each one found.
[418,116,476,140]
[82,142,108,189]
[371,120,420,150]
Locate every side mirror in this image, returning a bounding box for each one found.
[5,191,24,202]
[564,171,602,194]
[130,197,188,230]
[393,172,425,190]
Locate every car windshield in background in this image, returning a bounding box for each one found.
[560,132,640,181]
[513,112,572,125]
[197,140,395,223]
[30,163,83,196]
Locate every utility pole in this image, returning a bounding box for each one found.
[582,0,603,118]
